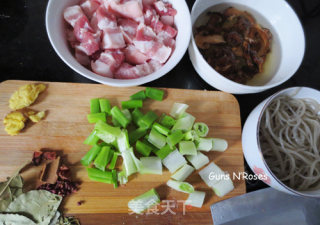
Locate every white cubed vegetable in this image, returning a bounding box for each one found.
[186,151,209,169]
[212,138,228,152]
[197,138,213,152]
[170,103,189,119]
[167,179,194,193]
[186,191,206,208]
[212,175,234,197]
[199,162,225,187]
[140,157,162,175]
[162,149,187,173]
[171,164,195,181]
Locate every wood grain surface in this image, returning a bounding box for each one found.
[0,80,245,224]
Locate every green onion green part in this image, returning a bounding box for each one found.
[87,112,106,123]
[166,130,184,148]
[132,108,144,126]
[129,128,148,144]
[155,144,174,160]
[83,130,100,146]
[145,87,164,101]
[193,122,209,137]
[138,111,158,129]
[81,144,102,166]
[90,98,100,113]
[130,90,146,100]
[108,152,119,170]
[112,169,118,188]
[148,128,167,149]
[183,130,199,142]
[128,188,160,214]
[94,146,113,171]
[122,100,143,109]
[117,129,130,152]
[166,179,194,194]
[122,109,132,123]
[159,114,176,128]
[99,99,111,115]
[152,122,170,136]
[87,167,113,183]
[111,106,130,128]
[95,120,121,143]
[136,140,152,157]
[179,141,197,155]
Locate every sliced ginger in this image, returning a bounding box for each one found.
[3,111,27,136]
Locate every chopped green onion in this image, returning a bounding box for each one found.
[129,128,148,144]
[129,148,143,171]
[199,162,225,187]
[122,109,132,123]
[136,140,152,157]
[142,139,158,153]
[112,116,121,127]
[118,170,128,185]
[99,99,111,115]
[197,138,213,152]
[90,98,100,113]
[186,191,206,208]
[81,145,102,166]
[148,128,166,149]
[112,169,118,188]
[212,176,234,197]
[140,157,162,175]
[152,122,170,136]
[130,90,146,100]
[172,113,195,132]
[87,167,113,183]
[179,141,197,155]
[193,122,209,137]
[128,188,160,214]
[95,120,121,143]
[159,114,176,128]
[132,108,144,126]
[121,99,143,109]
[138,111,158,129]
[170,103,188,119]
[117,130,130,152]
[186,151,209,170]
[83,130,100,145]
[111,106,130,128]
[166,179,194,193]
[121,150,137,176]
[162,149,187,173]
[166,130,184,148]
[94,146,113,171]
[108,152,119,169]
[87,112,106,123]
[212,138,228,152]
[183,130,199,142]
[145,87,164,101]
[155,144,174,159]
[171,164,195,181]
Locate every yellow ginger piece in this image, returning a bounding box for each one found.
[9,83,46,110]
[3,111,27,136]
[28,111,46,123]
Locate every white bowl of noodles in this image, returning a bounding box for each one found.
[242,87,320,197]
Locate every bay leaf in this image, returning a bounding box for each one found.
[0,213,37,225]
[0,175,23,211]
[6,190,62,225]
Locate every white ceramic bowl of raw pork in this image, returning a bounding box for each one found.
[46,0,191,87]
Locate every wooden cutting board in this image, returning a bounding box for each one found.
[0,80,245,225]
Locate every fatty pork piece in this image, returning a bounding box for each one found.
[115,60,162,79]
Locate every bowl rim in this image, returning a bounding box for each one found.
[256,86,320,198]
[190,0,306,91]
[45,0,192,87]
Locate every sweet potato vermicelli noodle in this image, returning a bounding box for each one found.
[259,95,320,191]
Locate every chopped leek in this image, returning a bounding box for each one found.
[112,116,121,127]
[142,139,159,154]
[136,140,152,157]
[155,144,173,159]
[83,130,100,146]
[108,152,119,169]
[81,144,102,166]
[197,138,213,152]
[212,138,228,152]
[212,175,234,197]
[132,108,144,126]
[193,122,209,137]
[117,130,130,152]
[130,90,146,100]
[148,128,166,149]
[95,120,121,143]
[87,112,106,123]
[99,99,111,115]
[183,130,199,142]
[121,150,137,176]
[94,146,113,171]
[140,157,162,175]
[90,98,100,113]
[199,162,225,187]
[145,87,164,101]
[121,99,143,109]
[159,114,176,128]
[166,179,194,193]
[170,103,188,119]
[172,113,195,131]
[179,141,197,155]
[129,148,143,171]
[128,188,160,214]
[162,149,187,173]
[122,109,132,123]
[186,151,209,170]
[171,164,194,181]
[87,167,113,183]
[138,111,158,129]
[118,170,128,185]
[152,122,170,136]
[111,106,130,128]
[166,130,184,148]
[112,169,118,188]
[129,128,147,144]
[186,191,206,208]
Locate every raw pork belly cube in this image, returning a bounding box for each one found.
[135,23,157,41]
[160,15,174,26]
[96,6,117,30]
[76,31,101,55]
[108,0,144,22]
[115,62,151,79]
[142,0,157,7]
[91,49,125,77]
[64,6,85,27]
[66,28,78,48]
[144,5,157,25]
[134,40,171,63]
[75,47,90,66]
[102,28,126,49]
[124,45,149,64]
[73,16,94,42]
[80,0,100,19]
[153,1,177,16]
[118,18,138,43]
[90,12,99,31]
